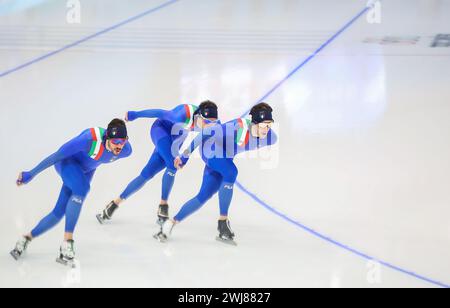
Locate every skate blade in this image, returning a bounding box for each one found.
[56,258,76,268]
[216,237,238,246]
[96,214,106,225]
[10,250,20,261]
[153,232,168,243]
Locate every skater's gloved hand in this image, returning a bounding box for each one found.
[17,171,33,186]
[174,156,184,170]
[125,111,138,122]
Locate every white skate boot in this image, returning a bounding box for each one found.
[10,236,32,260]
[56,240,77,268]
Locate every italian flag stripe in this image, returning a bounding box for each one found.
[184,104,195,129]
[88,128,97,157]
[236,118,250,147]
[95,141,105,160]
[89,127,105,160]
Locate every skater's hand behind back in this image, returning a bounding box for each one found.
[174,156,184,170]
[16,172,32,186]
[125,111,138,122]
[16,172,24,186]
[16,172,23,186]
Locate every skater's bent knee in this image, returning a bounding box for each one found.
[196,193,213,204]
[223,169,238,183]
[72,183,90,197]
[140,169,156,180]
[49,211,65,221]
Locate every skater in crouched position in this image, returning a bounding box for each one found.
[11,119,132,267]
[97,101,220,226]
[157,103,278,245]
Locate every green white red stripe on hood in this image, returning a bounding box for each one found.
[183,104,198,130]
[236,117,252,147]
[89,127,106,160]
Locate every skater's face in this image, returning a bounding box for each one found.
[107,139,127,155]
[256,121,273,139]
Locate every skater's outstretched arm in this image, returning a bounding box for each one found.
[126,109,169,122]
[126,104,193,124]
[17,133,90,186]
